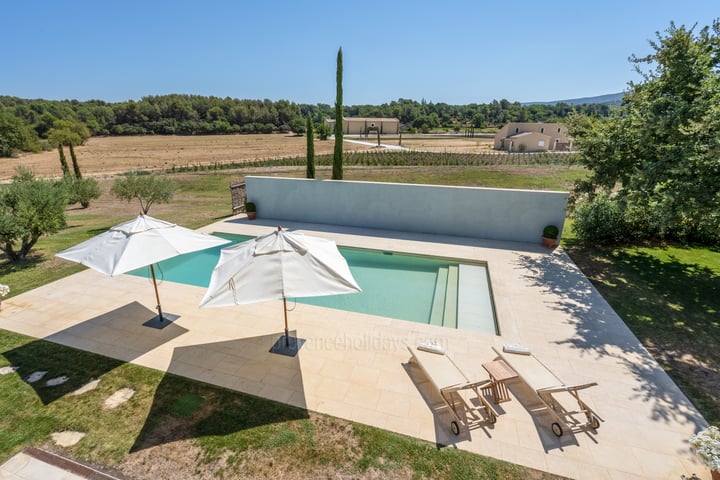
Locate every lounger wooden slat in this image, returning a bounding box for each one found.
[492,346,601,437]
[407,345,497,435]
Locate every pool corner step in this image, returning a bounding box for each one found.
[457,264,497,335]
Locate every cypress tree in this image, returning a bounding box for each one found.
[306,114,315,179]
[69,143,82,178]
[57,144,70,175]
[332,47,343,180]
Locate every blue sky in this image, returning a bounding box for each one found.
[2,1,717,105]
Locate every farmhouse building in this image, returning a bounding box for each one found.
[494,122,572,152]
[325,117,400,135]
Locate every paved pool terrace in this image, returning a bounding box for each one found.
[0,215,711,480]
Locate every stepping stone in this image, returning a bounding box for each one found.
[0,366,18,375]
[51,431,86,447]
[103,388,134,409]
[71,378,100,396]
[25,371,47,383]
[46,376,70,387]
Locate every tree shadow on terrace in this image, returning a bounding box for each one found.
[565,245,720,425]
[515,250,711,430]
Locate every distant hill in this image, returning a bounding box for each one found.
[523,92,624,106]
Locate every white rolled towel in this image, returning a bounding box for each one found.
[503,344,531,355]
[417,343,446,355]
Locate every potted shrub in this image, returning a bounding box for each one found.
[245,201,257,220]
[690,426,720,479]
[541,225,559,248]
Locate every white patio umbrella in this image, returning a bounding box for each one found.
[56,214,230,325]
[199,227,361,354]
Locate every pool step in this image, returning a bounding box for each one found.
[442,265,459,329]
[429,266,459,328]
[429,264,495,334]
[429,267,448,326]
[457,264,496,335]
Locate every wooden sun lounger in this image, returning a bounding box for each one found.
[407,345,497,435]
[492,346,600,437]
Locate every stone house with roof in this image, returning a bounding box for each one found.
[494,122,572,152]
[325,117,400,135]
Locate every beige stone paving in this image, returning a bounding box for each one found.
[0,215,712,480]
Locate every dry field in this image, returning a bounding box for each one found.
[392,134,495,153]
[1,134,495,181]
[1,134,361,180]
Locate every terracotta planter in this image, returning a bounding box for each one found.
[711,470,720,480]
[541,236,557,248]
[246,211,257,220]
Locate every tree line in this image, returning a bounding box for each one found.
[0,93,616,157]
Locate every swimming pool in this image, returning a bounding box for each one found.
[128,232,498,334]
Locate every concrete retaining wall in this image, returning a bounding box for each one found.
[245,176,568,243]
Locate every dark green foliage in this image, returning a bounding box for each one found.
[63,175,101,208]
[111,173,177,214]
[0,168,67,260]
[1,90,618,156]
[47,119,89,146]
[332,47,344,180]
[542,225,559,239]
[316,121,330,140]
[289,117,305,135]
[306,115,315,179]
[57,144,70,175]
[0,110,39,156]
[244,201,256,212]
[570,20,720,245]
[68,143,82,178]
[571,195,631,244]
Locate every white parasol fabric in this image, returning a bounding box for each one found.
[199,227,361,352]
[56,214,229,276]
[199,227,361,307]
[56,214,230,323]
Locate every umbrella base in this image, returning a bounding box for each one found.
[269,335,305,357]
[142,313,180,329]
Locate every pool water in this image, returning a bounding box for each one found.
[128,232,497,333]
[301,247,447,324]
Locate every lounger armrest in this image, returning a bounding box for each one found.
[538,382,598,394]
[462,378,494,390]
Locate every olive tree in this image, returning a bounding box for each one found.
[0,168,68,261]
[111,173,176,214]
[63,175,102,208]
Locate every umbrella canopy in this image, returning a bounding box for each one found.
[57,214,229,276]
[56,214,230,323]
[199,227,361,353]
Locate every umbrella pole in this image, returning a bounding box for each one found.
[149,264,164,322]
[283,297,289,347]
